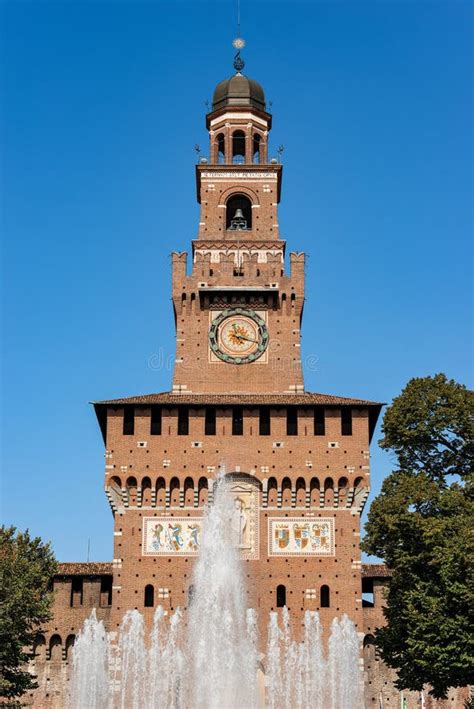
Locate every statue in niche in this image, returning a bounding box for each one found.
[230,497,247,547]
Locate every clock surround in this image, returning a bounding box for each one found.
[209,308,269,364]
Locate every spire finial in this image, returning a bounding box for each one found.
[232,0,245,74]
[232,37,245,74]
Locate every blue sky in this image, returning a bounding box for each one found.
[1,0,472,561]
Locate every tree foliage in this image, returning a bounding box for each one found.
[362,374,474,698]
[0,527,57,699]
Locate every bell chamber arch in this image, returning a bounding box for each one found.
[226,193,252,230]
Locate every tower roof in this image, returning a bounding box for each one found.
[212,73,266,112]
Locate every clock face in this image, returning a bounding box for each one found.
[209,309,269,364]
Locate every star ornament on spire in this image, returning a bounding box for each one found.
[232,37,245,74]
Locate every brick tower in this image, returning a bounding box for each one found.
[28,52,472,709]
[91,55,383,646]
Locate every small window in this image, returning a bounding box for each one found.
[259,407,271,436]
[232,407,243,436]
[276,584,286,608]
[320,585,330,608]
[341,407,352,436]
[287,407,298,436]
[70,577,83,607]
[123,407,134,436]
[314,407,325,436]
[362,578,375,607]
[144,584,154,608]
[150,406,162,435]
[178,408,189,435]
[100,576,112,607]
[205,407,216,436]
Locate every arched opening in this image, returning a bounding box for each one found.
[184,477,194,507]
[109,476,122,508]
[170,477,180,506]
[363,634,377,665]
[253,133,261,163]
[156,477,166,506]
[281,477,292,507]
[276,584,286,608]
[232,130,246,164]
[296,477,306,507]
[267,477,278,506]
[353,476,366,507]
[65,635,76,661]
[34,635,46,662]
[141,477,152,506]
[324,478,334,506]
[144,584,154,607]
[338,476,349,507]
[320,585,330,608]
[226,194,252,230]
[126,476,138,506]
[216,133,225,163]
[49,634,62,663]
[310,477,320,506]
[198,477,208,506]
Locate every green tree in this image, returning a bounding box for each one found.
[362,374,474,698]
[0,527,57,699]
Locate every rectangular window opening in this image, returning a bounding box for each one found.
[232,407,243,436]
[287,407,298,436]
[259,407,271,436]
[205,407,216,436]
[341,407,352,436]
[314,407,325,436]
[178,408,189,436]
[100,576,113,607]
[70,577,83,607]
[123,407,135,436]
[150,406,162,436]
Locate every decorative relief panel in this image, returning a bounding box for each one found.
[142,476,260,559]
[143,518,202,556]
[268,518,335,556]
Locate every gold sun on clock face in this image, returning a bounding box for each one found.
[209,309,269,364]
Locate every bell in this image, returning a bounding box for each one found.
[229,208,248,231]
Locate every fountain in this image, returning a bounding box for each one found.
[69,476,363,708]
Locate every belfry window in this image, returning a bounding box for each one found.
[253,134,261,163]
[216,133,225,163]
[226,194,252,230]
[232,130,246,164]
[276,584,286,608]
[320,585,330,608]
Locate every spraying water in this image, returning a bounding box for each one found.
[69,475,363,708]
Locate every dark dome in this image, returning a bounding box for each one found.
[212,74,266,112]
